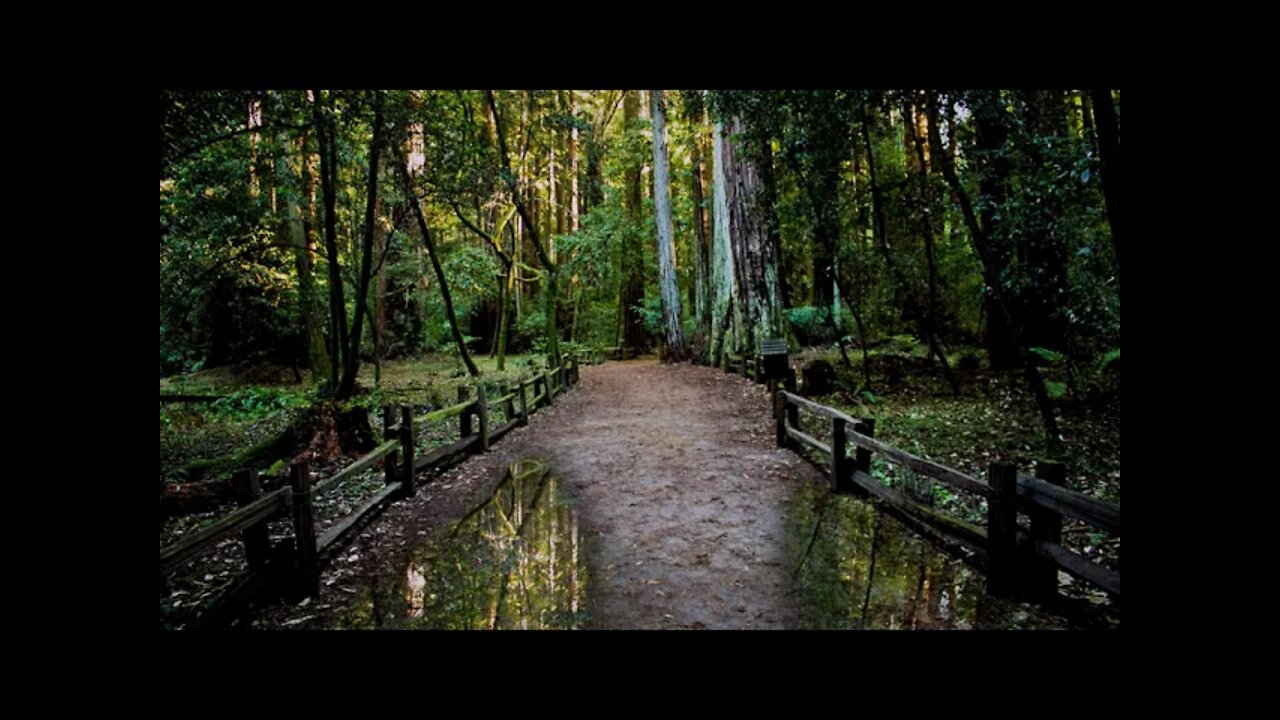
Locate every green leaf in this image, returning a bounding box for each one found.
[1029,346,1065,365]
[1045,381,1067,399]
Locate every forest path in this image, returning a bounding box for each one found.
[520,358,824,629]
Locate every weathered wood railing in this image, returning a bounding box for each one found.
[161,351,587,627]
[711,348,1121,599]
[771,386,1120,599]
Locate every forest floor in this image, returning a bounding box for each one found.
[253,358,825,629]
[161,344,1120,629]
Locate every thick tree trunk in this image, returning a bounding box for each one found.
[710,120,736,363]
[726,116,784,348]
[651,91,686,361]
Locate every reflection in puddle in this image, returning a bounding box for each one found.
[787,483,1071,630]
[337,459,586,629]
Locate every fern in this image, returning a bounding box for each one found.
[1029,346,1066,365]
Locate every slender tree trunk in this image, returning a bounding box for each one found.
[312,90,347,390]
[569,91,580,232]
[690,102,711,339]
[488,90,560,363]
[926,93,1061,448]
[397,150,480,377]
[337,92,385,399]
[1091,89,1120,279]
[620,91,646,353]
[905,99,959,396]
[651,91,686,361]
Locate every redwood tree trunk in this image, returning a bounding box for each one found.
[651,90,686,360]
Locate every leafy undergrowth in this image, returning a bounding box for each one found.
[791,340,1120,610]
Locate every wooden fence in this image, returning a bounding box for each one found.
[160,350,597,628]
[717,350,1120,601]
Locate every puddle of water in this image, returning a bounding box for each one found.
[337,459,587,629]
[786,482,1074,630]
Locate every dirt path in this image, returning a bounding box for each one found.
[262,358,825,630]
[537,359,823,629]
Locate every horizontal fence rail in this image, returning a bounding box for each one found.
[161,349,599,628]
[759,361,1121,602]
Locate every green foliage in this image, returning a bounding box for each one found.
[1029,346,1066,365]
[207,386,312,422]
[636,293,664,335]
[787,306,834,344]
[515,310,548,353]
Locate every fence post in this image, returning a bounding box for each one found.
[381,405,398,486]
[234,469,269,572]
[1029,460,1065,599]
[754,356,762,384]
[457,385,473,439]
[503,384,515,421]
[543,372,554,406]
[399,405,415,498]
[518,380,529,424]
[784,369,799,432]
[477,383,490,452]
[852,418,875,475]
[290,461,319,600]
[382,405,395,441]
[831,416,849,493]
[986,460,1019,597]
[559,356,568,390]
[775,390,788,448]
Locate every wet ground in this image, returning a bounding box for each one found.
[259,359,1091,630]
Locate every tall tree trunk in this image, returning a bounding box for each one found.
[298,128,329,379]
[1018,90,1073,352]
[968,92,1020,370]
[726,116,783,347]
[569,91,580,232]
[759,136,791,311]
[487,90,561,363]
[905,99,959,396]
[1091,89,1120,279]
[338,91,386,399]
[926,93,1061,448]
[690,100,712,339]
[274,93,313,373]
[710,120,736,364]
[651,91,686,361]
[620,91,646,354]
[397,151,480,377]
[312,89,347,390]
